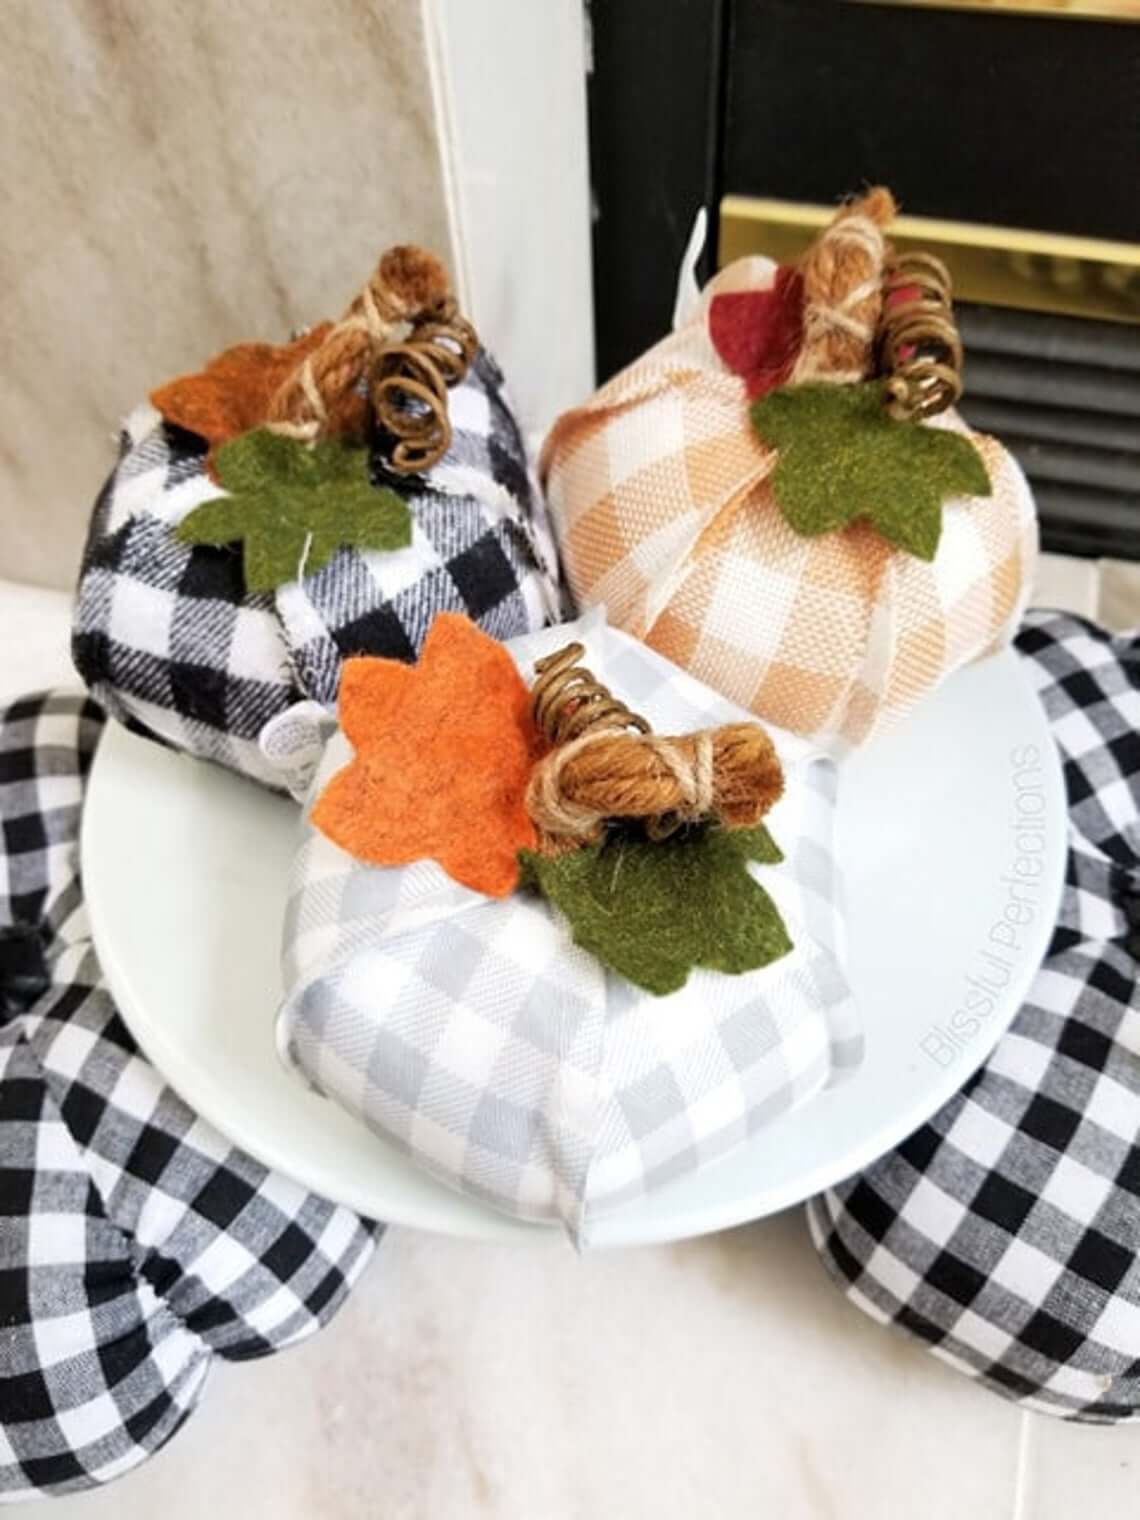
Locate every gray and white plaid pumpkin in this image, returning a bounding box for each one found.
[276,612,860,1243]
[72,349,561,789]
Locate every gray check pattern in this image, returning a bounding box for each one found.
[73,349,560,790]
[278,614,860,1243]
[808,611,1140,1422]
[1,693,377,1500]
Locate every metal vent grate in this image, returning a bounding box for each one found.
[956,304,1140,559]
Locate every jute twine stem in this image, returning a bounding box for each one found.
[266,245,477,473]
[526,644,784,850]
[791,188,966,420]
[791,186,896,385]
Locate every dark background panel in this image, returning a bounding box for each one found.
[587,0,726,382]
[724,0,1140,242]
[957,304,1140,558]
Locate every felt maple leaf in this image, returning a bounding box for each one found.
[750,381,992,561]
[519,823,792,996]
[150,325,369,477]
[312,614,544,898]
[175,428,411,593]
[708,266,804,399]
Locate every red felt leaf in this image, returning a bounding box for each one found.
[885,281,922,363]
[708,266,805,400]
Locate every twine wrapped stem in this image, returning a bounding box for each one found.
[526,644,784,849]
[266,245,477,473]
[792,186,896,385]
[791,189,967,421]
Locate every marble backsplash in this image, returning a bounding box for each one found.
[1,0,455,590]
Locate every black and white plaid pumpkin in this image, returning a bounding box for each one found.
[72,346,561,789]
[808,611,1140,1422]
[0,692,377,1499]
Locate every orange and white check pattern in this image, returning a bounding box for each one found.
[540,258,1037,750]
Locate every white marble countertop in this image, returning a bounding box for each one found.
[5,557,1139,1519]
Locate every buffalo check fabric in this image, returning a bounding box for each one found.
[807,611,1140,1422]
[72,408,294,788]
[0,693,377,1500]
[278,613,860,1244]
[277,350,561,707]
[73,347,560,789]
[540,254,1036,752]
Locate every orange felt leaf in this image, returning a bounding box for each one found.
[336,657,416,750]
[312,614,544,898]
[150,324,364,475]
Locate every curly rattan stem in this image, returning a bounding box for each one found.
[878,252,964,421]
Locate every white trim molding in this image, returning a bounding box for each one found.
[422,0,595,435]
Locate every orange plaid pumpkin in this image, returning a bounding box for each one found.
[541,195,1037,751]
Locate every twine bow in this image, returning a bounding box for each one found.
[525,644,784,848]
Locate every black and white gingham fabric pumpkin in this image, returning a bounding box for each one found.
[808,611,1140,1422]
[72,346,561,789]
[0,692,377,1498]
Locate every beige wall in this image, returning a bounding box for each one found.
[1,0,455,589]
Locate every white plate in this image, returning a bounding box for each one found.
[82,650,1065,1247]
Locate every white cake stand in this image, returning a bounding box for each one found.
[82,649,1066,1247]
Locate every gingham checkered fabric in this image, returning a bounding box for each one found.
[0,692,377,1499]
[73,347,560,789]
[807,610,1140,1422]
[540,254,1037,752]
[278,612,860,1244]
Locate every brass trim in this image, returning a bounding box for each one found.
[719,196,1140,325]
[848,0,1140,19]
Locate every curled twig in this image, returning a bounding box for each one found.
[878,251,963,421]
[370,310,479,474]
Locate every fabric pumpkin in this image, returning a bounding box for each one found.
[274,611,860,1244]
[73,303,561,790]
[808,612,1140,1422]
[0,692,376,1500]
[540,191,1037,751]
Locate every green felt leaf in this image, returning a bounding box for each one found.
[750,381,992,561]
[518,822,792,996]
[743,823,785,866]
[175,428,412,593]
